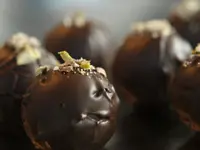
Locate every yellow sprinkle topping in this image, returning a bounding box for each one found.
[58,51,73,62]
[80,60,91,70]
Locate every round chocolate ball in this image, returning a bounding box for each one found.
[112,20,191,111]
[22,52,119,150]
[171,45,200,131]
[0,33,58,150]
[169,0,200,48]
[44,12,112,69]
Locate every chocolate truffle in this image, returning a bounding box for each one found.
[112,20,191,111]
[44,12,112,69]
[22,51,119,150]
[0,33,58,150]
[171,44,200,131]
[169,0,200,48]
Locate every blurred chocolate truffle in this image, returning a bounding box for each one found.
[44,12,112,69]
[22,51,119,150]
[169,0,200,48]
[171,44,200,131]
[0,33,58,150]
[112,20,191,111]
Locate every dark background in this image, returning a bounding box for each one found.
[0,0,177,43]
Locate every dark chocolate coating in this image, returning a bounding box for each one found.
[171,55,200,125]
[22,68,119,150]
[112,31,190,114]
[0,45,58,150]
[44,21,112,68]
[169,11,200,48]
[112,33,169,106]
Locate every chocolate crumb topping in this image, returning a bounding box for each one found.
[183,44,200,67]
[36,51,107,78]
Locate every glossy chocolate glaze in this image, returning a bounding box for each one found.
[113,33,166,101]
[112,19,192,119]
[0,40,58,150]
[114,34,177,103]
[22,61,119,150]
[44,20,112,69]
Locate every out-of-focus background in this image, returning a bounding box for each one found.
[0,0,177,43]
